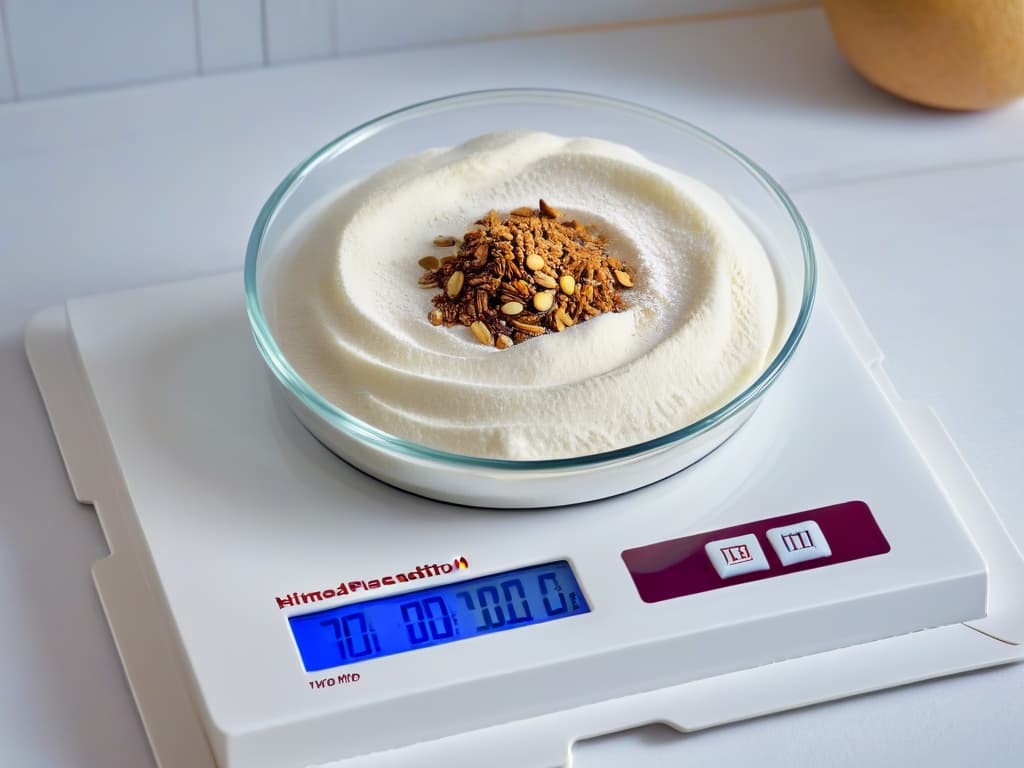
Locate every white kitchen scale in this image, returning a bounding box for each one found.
[26,253,1024,768]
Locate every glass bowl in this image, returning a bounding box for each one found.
[245,89,816,508]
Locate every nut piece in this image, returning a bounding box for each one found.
[495,333,514,349]
[418,256,439,270]
[614,269,633,287]
[525,252,545,271]
[533,291,555,312]
[511,206,534,217]
[501,301,525,316]
[555,306,575,327]
[511,319,546,335]
[470,321,493,346]
[433,236,457,247]
[446,270,465,298]
[533,271,557,289]
[473,242,489,267]
[558,274,575,295]
[538,199,561,218]
[428,309,443,326]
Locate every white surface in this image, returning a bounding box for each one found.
[25,261,996,767]
[196,0,264,73]
[792,162,1024,550]
[264,0,335,64]
[1,6,1023,768]
[3,0,197,98]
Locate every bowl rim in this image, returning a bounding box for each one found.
[244,87,817,470]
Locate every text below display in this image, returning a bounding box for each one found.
[289,561,590,672]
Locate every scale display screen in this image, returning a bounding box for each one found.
[289,560,589,671]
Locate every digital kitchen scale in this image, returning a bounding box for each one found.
[26,254,1024,768]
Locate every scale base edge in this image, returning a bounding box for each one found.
[25,305,219,768]
[24,261,1024,768]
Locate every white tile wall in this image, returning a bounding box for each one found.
[334,0,518,55]
[333,0,803,53]
[264,0,335,64]
[0,0,807,101]
[197,0,264,73]
[4,0,198,99]
[0,6,14,101]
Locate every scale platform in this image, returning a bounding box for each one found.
[26,254,1024,768]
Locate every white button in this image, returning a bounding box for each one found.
[766,521,831,566]
[704,534,769,579]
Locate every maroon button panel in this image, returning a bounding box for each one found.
[621,500,890,603]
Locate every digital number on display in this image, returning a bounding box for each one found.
[289,561,589,671]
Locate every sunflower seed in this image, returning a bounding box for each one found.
[446,271,465,298]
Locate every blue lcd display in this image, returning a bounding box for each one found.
[288,560,589,672]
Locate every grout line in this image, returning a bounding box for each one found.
[192,0,204,75]
[0,71,217,105]
[427,1,822,52]
[0,0,20,100]
[328,0,339,57]
[322,2,822,64]
[260,0,270,67]
[567,1,822,35]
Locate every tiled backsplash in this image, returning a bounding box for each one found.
[0,0,808,102]
[196,0,264,72]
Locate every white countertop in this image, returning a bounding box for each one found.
[1,7,1022,767]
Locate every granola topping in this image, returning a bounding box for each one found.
[419,202,635,346]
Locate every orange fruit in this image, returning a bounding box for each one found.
[823,0,1024,110]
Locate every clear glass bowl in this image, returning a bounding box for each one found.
[245,89,816,508]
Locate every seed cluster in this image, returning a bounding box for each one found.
[419,200,635,348]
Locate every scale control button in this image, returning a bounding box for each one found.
[766,521,832,566]
[704,534,769,579]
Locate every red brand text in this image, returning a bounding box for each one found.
[276,557,470,610]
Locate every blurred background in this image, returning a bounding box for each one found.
[0,0,810,102]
